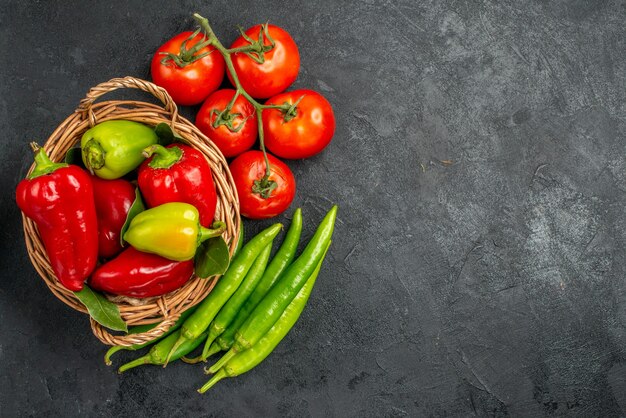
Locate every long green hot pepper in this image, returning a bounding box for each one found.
[199,243,273,360]
[208,205,337,373]
[164,223,283,364]
[204,208,303,359]
[198,242,330,392]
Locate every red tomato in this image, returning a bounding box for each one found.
[151,31,225,106]
[228,24,300,99]
[263,89,336,159]
[229,151,296,219]
[196,89,258,158]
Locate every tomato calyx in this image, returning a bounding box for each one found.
[229,24,276,64]
[211,108,251,133]
[210,90,252,133]
[159,28,214,68]
[252,175,278,199]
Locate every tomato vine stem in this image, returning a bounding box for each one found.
[194,13,280,183]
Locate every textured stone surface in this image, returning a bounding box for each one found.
[1,0,626,416]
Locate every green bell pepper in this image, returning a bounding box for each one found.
[123,202,226,261]
[81,120,159,179]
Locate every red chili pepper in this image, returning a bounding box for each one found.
[16,143,98,291]
[91,176,137,259]
[89,247,194,298]
[138,144,217,227]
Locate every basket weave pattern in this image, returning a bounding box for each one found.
[21,77,240,346]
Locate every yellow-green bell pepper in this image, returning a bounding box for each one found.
[81,120,159,179]
[123,202,226,261]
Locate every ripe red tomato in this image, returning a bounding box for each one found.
[228,24,300,99]
[151,31,225,106]
[229,151,296,219]
[196,89,258,158]
[263,89,336,159]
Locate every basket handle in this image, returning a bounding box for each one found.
[76,76,179,127]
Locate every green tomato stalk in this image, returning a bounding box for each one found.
[192,13,300,199]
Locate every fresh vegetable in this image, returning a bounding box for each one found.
[164,223,283,364]
[16,144,98,291]
[81,120,159,179]
[90,176,140,258]
[228,24,300,99]
[199,244,328,392]
[207,208,302,357]
[263,89,336,159]
[138,143,217,227]
[104,306,198,366]
[89,247,194,298]
[208,205,337,373]
[229,151,296,219]
[195,89,257,158]
[234,221,244,257]
[151,30,225,106]
[123,202,226,261]
[199,243,273,360]
[118,329,208,373]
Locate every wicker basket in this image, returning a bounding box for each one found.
[21,76,240,347]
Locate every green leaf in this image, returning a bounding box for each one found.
[154,122,183,146]
[64,147,84,167]
[74,285,127,332]
[120,188,145,246]
[195,236,230,278]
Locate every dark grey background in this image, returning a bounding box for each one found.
[1,0,625,416]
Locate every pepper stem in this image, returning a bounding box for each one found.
[181,355,206,364]
[205,341,223,359]
[117,355,151,373]
[82,139,106,174]
[27,143,68,179]
[201,330,220,361]
[164,335,186,366]
[104,346,128,366]
[143,144,183,169]
[198,221,227,244]
[198,369,227,393]
[206,347,237,374]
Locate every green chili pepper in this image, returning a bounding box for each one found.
[199,243,273,360]
[198,242,329,393]
[104,306,197,366]
[81,120,159,179]
[164,223,283,365]
[123,202,226,261]
[206,208,303,358]
[234,221,244,257]
[207,205,337,374]
[117,328,208,373]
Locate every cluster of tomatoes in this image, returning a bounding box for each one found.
[150,20,336,219]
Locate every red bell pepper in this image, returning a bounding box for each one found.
[16,143,98,291]
[138,144,217,227]
[89,247,194,298]
[91,176,138,259]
